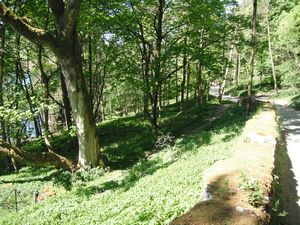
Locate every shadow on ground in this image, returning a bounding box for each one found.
[271,136,300,225]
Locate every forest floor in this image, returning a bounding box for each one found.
[273,99,300,225]
[0,100,248,225]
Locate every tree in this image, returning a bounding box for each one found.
[246,0,257,116]
[266,1,278,94]
[0,1,103,169]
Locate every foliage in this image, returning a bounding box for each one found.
[239,173,265,208]
[288,94,300,110]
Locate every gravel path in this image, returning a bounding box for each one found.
[274,100,300,224]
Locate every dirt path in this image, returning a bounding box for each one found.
[209,85,239,103]
[274,100,300,224]
[181,104,230,135]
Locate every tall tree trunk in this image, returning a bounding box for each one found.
[138,23,151,120]
[38,8,51,134]
[235,50,240,86]
[247,0,258,117]
[175,57,179,105]
[196,62,203,105]
[150,0,165,130]
[150,91,158,130]
[267,4,278,94]
[59,39,102,167]
[60,70,72,129]
[0,23,11,172]
[0,24,7,141]
[196,29,205,106]
[26,50,42,137]
[38,46,50,133]
[15,34,22,149]
[88,35,93,98]
[186,63,190,103]
[167,76,170,105]
[141,55,148,119]
[181,50,187,111]
[158,85,162,116]
[260,53,263,89]
[219,45,234,102]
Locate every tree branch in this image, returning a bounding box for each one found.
[48,0,65,36]
[0,141,76,171]
[48,0,64,20]
[0,3,58,51]
[49,93,64,108]
[64,0,82,36]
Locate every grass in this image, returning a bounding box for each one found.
[225,78,275,98]
[20,100,221,170]
[0,102,247,225]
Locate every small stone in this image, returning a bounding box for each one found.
[235,206,253,214]
[201,187,213,201]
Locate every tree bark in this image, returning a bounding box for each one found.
[25,50,42,137]
[0,23,7,141]
[196,29,205,106]
[143,45,151,120]
[59,43,102,168]
[38,8,51,134]
[181,49,187,111]
[219,45,234,102]
[88,35,93,98]
[150,0,165,130]
[247,0,257,117]
[38,46,50,133]
[196,62,203,105]
[267,5,278,94]
[60,70,72,129]
[186,63,190,103]
[235,50,240,86]
[175,57,179,105]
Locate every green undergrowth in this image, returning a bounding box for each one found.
[275,87,299,99]
[21,101,221,170]
[225,78,274,97]
[288,94,300,110]
[0,104,247,225]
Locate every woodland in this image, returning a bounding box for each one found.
[0,0,299,224]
